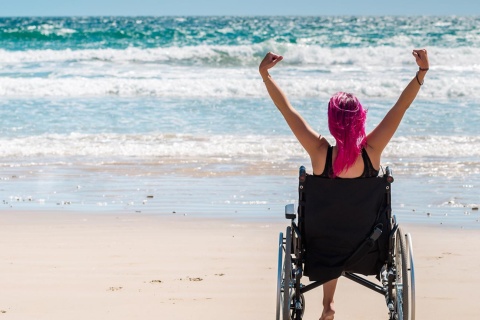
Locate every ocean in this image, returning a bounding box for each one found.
[0,16,479,227]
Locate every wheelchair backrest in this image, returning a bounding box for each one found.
[297,170,393,280]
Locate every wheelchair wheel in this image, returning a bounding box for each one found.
[276,227,293,320]
[394,227,409,320]
[283,227,293,319]
[276,232,284,320]
[406,233,416,320]
[290,291,305,320]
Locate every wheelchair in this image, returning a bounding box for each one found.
[276,166,415,320]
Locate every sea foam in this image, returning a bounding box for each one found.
[0,45,478,99]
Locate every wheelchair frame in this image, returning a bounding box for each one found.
[276,166,415,320]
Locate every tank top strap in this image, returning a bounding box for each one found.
[361,148,379,178]
[318,145,333,178]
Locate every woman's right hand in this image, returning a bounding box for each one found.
[412,49,429,70]
[259,52,283,76]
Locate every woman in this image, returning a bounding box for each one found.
[259,49,429,320]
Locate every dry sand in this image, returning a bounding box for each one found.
[0,211,478,319]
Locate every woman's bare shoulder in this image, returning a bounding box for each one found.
[317,135,331,151]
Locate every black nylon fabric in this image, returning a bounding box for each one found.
[302,175,390,283]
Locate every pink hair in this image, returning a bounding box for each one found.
[328,92,367,177]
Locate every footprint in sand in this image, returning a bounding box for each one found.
[150,280,162,284]
[188,277,203,282]
[107,286,123,291]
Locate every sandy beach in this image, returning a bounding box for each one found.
[0,211,478,320]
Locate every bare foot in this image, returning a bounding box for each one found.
[319,304,335,320]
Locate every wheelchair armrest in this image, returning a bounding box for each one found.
[285,204,296,220]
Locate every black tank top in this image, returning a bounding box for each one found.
[316,146,379,178]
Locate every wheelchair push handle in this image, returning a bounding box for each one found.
[299,166,306,182]
[385,166,394,183]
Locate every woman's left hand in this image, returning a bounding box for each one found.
[259,52,283,76]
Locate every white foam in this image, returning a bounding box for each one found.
[0,46,478,99]
[1,133,478,161]
[1,134,479,179]
[1,44,477,69]
[0,68,476,100]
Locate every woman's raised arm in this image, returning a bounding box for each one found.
[367,49,430,156]
[259,52,325,156]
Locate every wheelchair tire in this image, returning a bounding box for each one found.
[406,233,416,320]
[292,292,305,320]
[394,227,409,320]
[276,232,284,320]
[283,227,293,320]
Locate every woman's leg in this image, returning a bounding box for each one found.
[320,278,338,320]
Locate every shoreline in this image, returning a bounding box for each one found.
[0,210,479,319]
[2,160,479,229]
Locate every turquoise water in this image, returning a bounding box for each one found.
[0,16,479,228]
[2,16,479,50]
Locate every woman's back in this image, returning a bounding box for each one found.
[312,143,379,179]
